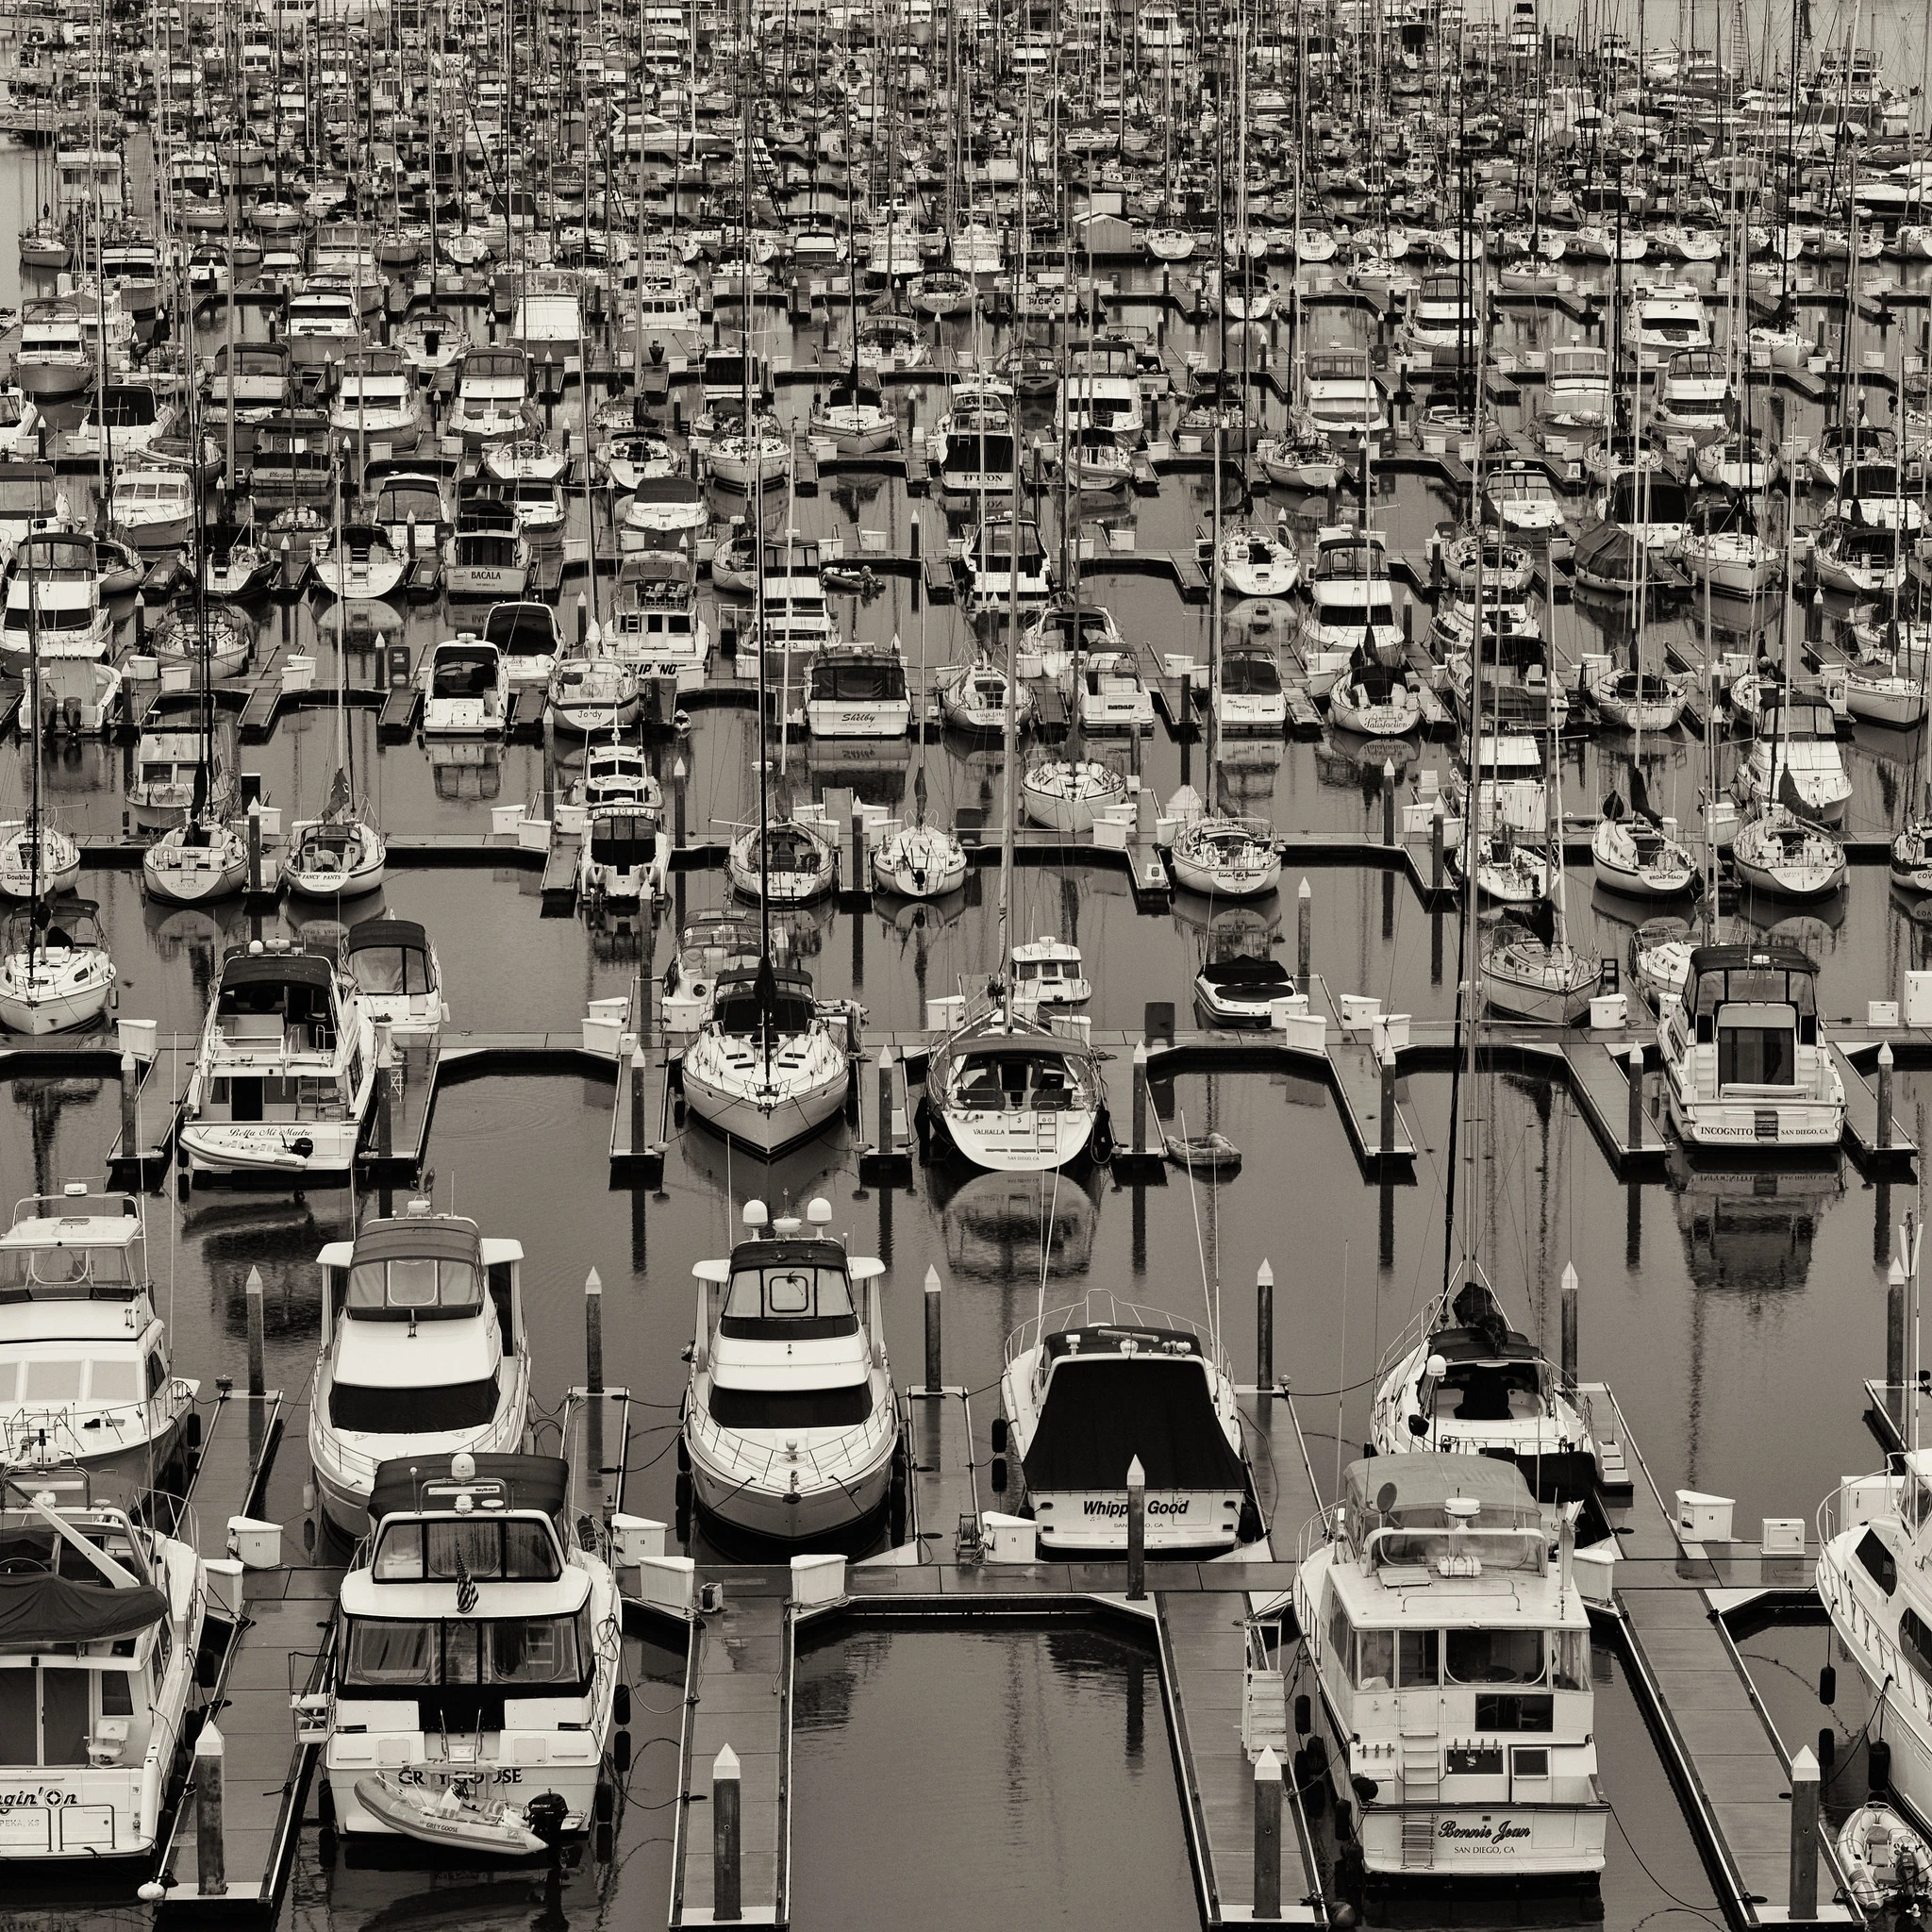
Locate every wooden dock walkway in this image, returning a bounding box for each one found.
[669,1574,793,1928]
[156,1390,326,1914]
[1601,1395,1858,1928]
[1829,1041,1918,1169]
[1158,1592,1324,1925]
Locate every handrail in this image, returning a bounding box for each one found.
[685,1397,893,1487]
[1002,1291,1222,1374]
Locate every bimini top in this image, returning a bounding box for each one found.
[0,1569,168,1650]
[1685,943,1819,1021]
[346,917,430,956]
[1342,1454,1541,1531]
[219,946,335,992]
[368,1451,568,1525]
[344,1214,484,1319]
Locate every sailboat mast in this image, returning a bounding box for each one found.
[997,48,1031,1012]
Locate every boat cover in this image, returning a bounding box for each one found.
[1023,1354,1246,1491]
[0,1571,168,1647]
[369,1453,569,1524]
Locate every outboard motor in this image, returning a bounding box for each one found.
[525,1790,568,1846]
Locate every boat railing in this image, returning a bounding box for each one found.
[1818,1471,1903,1554]
[1002,1291,1223,1374]
[1,1388,185,1468]
[685,1394,894,1487]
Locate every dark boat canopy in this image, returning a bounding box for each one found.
[1022,1338,1246,1491]
[369,1452,568,1524]
[0,1571,168,1649]
[347,917,430,956]
[219,946,334,991]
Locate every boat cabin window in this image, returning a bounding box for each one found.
[341,1609,590,1690]
[345,1250,482,1316]
[1901,1608,1932,1690]
[1856,1527,1897,1593]
[1690,962,1817,1042]
[1445,1627,1541,1685]
[710,981,817,1036]
[371,1516,560,1583]
[707,1381,873,1428]
[0,1351,140,1404]
[329,1374,498,1431]
[720,1257,857,1337]
[1222,653,1282,696]
[590,820,657,867]
[810,658,906,703]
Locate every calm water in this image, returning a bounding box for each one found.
[4,25,1932,1917]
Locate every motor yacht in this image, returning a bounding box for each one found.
[308,1208,533,1538]
[0,1467,207,1862]
[997,1291,1251,1555]
[1657,941,1844,1148]
[1293,1456,1607,1889]
[0,1187,196,1486]
[682,1198,899,1545]
[177,940,379,1178]
[308,1449,620,1852]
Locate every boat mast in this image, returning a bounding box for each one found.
[997,37,1032,1016]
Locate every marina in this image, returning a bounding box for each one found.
[5,0,1932,1923]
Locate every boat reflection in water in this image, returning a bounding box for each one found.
[1667,1141,1845,1293]
[931,1162,1101,1282]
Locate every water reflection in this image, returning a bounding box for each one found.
[932,1164,1101,1283]
[1668,1151,1844,1297]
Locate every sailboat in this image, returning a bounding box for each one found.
[920,87,1111,1178]
[1022,283,1129,839]
[873,601,967,899]
[288,475,386,899]
[679,91,851,1160]
[0,564,115,1035]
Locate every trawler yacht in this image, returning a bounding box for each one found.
[1657,942,1844,1150]
[1294,1457,1607,1888]
[682,1198,898,1544]
[1819,1454,1932,1852]
[997,1291,1250,1555]
[306,1450,620,1852]
[307,1208,532,1538]
[177,941,379,1178]
[0,1467,207,1861]
[0,1187,196,1485]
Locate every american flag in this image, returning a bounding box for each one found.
[455,1549,477,1616]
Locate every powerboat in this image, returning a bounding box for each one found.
[177,941,379,1178]
[1657,941,1844,1149]
[307,1208,533,1538]
[0,1187,196,1486]
[0,1468,207,1862]
[0,896,115,1036]
[1294,1456,1607,1888]
[997,1291,1251,1555]
[682,1198,898,1544]
[309,1450,621,1849]
[345,918,447,1037]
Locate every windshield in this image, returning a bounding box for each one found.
[341,1610,588,1689]
[345,1253,481,1314]
[329,1374,497,1431]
